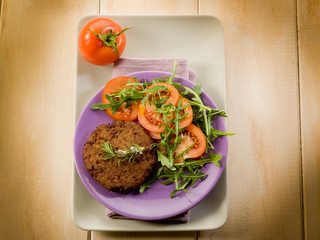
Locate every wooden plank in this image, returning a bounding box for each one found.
[100,0,197,15]
[198,0,302,239]
[92,1,197,240]
[297,0,320,239]
[93,231,197,240]
[0,0,98,239]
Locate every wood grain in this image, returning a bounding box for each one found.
[100,0,197,15]
[92,231,197,240]
[1,0,319,239]
[198,0,302,239]
[0,0,98,239]
[297,0,320,239]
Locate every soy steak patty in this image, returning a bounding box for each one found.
[83,120,157,193]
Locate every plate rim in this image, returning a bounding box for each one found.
[73,71,227,220]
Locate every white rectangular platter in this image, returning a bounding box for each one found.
[72,15,227,231]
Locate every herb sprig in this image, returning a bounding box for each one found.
[101,141,145,165]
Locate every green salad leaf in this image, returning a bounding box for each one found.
[92,61,235,197]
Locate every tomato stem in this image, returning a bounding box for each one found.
[88,27,132,57]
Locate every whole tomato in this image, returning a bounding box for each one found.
[78,18,130,65]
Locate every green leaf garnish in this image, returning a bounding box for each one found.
[92,62,235,197]
[100,141,144,165]
[88,27,132,57]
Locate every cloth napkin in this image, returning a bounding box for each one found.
[106,208,190,223]
[106,57,196,223]
[112,57,196,83]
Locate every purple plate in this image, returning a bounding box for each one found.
[73,71,228,220]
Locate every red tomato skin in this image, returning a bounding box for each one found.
[138,104,165,133]
[178,98,193,129]
[184,124,206,159]
[146,82,180,106]
[78,18,126,65]
[174,124,207,163]
[146,130,161,140]
[102,76,139,121]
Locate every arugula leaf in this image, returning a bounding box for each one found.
[158,164,208,197]
[91,62,234,197]
[211,128,236,137]
[139,167,163,193]
[168,61,177,84]
[156,150,175,171]
[174,152,222,168]
[192,83,202,96]
[174,141,195,159]
[90,84,168,114]
[90,87,144,114]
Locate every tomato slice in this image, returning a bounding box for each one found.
[138,103,165,133]
[174,124,206,163]
[177,98,193,129]
[143,98,193,140]
[138,82,180,132]
[146,130,161,140]
[146,82,180,106]
[102,76,140,121]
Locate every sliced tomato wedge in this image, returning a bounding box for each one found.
[146,82,180,106]
[177,98,193,129]
[138,103,165,133]
[102,76,140,121]
[144,98,193,140]
[174,124,206,163]
[146,130,161,140]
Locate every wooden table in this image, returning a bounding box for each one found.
[0,0,319,239]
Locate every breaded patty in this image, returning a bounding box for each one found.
[83,120,157,193]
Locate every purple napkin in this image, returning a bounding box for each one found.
[106,208,190,223]
[106,57,196,223]
[112,57,196,83]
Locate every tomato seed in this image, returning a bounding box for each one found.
[181,131,199,149]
